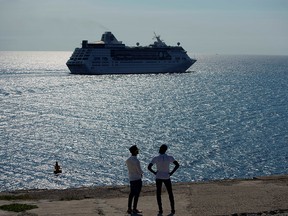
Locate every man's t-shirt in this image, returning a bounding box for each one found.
[150,154,175,180]
[126,156,143,181]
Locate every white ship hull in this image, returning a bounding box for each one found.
[67,59,196,75]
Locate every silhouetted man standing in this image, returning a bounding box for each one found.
[126,145,143,214]
[148,144,180,215]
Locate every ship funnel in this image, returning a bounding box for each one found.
[101,32,122,44]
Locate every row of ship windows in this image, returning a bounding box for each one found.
[91,60,187,66]
[70,57,89,60]
[91,57,187,61]
[71,56,188,62]
[71,50,90,60]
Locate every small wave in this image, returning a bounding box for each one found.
[0,88,10,96]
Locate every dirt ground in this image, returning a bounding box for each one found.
[0,175,288,216]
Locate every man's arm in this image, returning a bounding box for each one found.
[136,160,144,177]
[148,163,157,175]
[169,160,180,176]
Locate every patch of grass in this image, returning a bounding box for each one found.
[0,194,32,200]
[0,203,38,212]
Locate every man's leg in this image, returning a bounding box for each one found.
[156,179,163,213]
[128,180,137,211]
[164,179,175,213]
[133,180,142,210]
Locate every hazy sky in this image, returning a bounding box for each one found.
[1,0,287,55]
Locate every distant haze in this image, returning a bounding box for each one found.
[0,0,287,55]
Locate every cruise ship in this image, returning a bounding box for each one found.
[66,32,196,75]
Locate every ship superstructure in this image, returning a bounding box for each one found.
[66,32,196,75]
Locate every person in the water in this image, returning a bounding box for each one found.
[54,161,62,174]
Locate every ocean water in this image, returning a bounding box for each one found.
[0,51,288,192]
